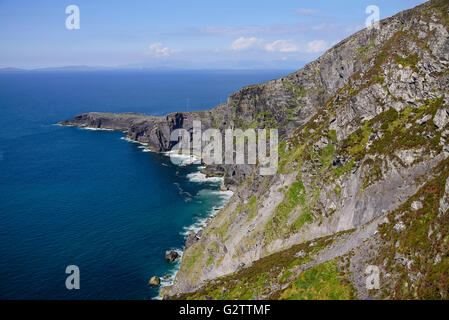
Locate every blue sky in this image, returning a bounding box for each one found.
[0,0,427,69]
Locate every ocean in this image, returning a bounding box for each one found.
[0,69,291,299]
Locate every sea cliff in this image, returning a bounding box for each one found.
[61,0,449,300]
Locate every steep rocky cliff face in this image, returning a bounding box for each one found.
[163,0,449,299]
[62,0,449,300]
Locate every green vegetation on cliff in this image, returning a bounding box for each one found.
[169,231,355,300]
[160,0,449,300]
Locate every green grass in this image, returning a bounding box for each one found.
[361,159,383,190]
[171,231,355,300]
[328,130,338,144]
[215,212,236,239]
[348,122,372,158]
[395,53,419,72]
[320,144,336,169]
[247,196,258,221]
[293,210,313,231]
[182,244,205,274]
[334,185,342,196]
[332,160,354,178]
[280,260,356,300]
[265,179,308,241]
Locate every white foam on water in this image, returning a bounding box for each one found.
[156,188,233,299]
[180,216,209,236]
[197,189,234,201]
[156,249,184,298]
[120,136,134,142]
[179,189,233,237]
[120,136,148,147]
[80,127,114,131]
[163,151,200,166]
[186,171,223,184]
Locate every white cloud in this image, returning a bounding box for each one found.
[179,22,362,39]
[230,37,265,51]
[230,37,331,55]
[296,8,320,14]
[265,40,300,53]
[231,37,300,53]
[146,43,176,58]
[306,40,328,53]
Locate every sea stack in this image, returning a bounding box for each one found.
[165,250,179,262]
[149,276,161,287]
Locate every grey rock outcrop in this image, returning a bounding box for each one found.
[440,177,449,215]
[165,250,179,262]
[434,108,449,130]
[149,276,161,286]
[185,231,202,249]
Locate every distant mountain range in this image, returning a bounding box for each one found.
[0,62,304,73]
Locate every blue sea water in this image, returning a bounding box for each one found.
[0,70,291,299]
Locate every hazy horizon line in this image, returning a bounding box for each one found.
[0,65,300,72]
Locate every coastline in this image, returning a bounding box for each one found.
[63,123,234,299]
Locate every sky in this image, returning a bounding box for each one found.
[0,0,428,70]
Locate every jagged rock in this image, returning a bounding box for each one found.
[185,232,197,249]
[314,137,329,150]
[395,149,422,166]
[332,156,347,167]
[164,274,172,279]
[185,231,202,249]
[439,178,449,215]
[394,221,406,232]
[434,254,442,265]
[149,276,161,286]
[434,108,449,130]
[411,201,423,211]
[165,250,179,262]
[394,254,412,267]
[416,114,432,125]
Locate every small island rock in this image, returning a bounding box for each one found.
[165,250,179,262]
[149,276,161,286]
